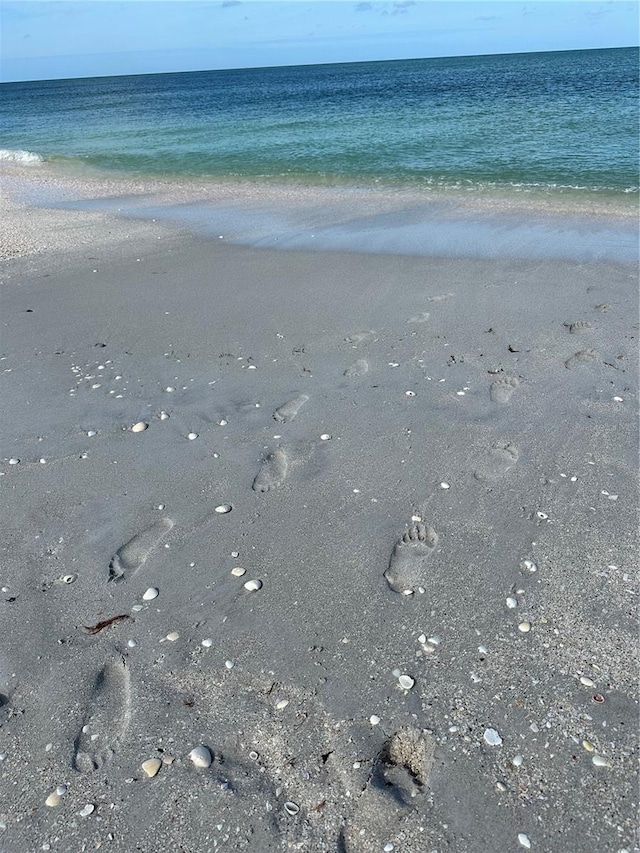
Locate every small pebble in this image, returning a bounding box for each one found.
[79,804,95,817]
[215,504,232,514]
[231,567,246,577]
[398,674,415,690]
[201,638,213,648]
[244,579,263,592]
[189,745,212,768]
[143,587,159,601]
[518,622,532,633]
[141,758,162,778]
[483,728,503,746]
[165,631,179,642]
[518,834,531,849]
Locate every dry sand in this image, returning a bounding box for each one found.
[0,169,638,853]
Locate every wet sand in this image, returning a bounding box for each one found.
[0,171,638,852]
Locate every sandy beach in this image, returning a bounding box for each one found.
[0,168,638,853]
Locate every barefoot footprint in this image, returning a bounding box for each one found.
[344,358,369,377]
[273,394,309,424]
[73,657,131,773]
[252,448,289,492]
[384,522,439,594]
[341,727,436,852]
[490,376,520,404]
[474,442,519,483]
[565,348,599,369]
[108,517,174,582]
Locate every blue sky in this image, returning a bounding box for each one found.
[1,1,637,82]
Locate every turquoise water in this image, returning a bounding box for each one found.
[0,48,637,199]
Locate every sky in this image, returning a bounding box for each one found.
[1,1,637,82]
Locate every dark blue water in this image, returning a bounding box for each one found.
[1,48,637,199]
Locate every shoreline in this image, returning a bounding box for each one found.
[0,170,638,852]
[2,162,638,268]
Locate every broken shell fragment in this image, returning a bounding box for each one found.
[189,745,212,768]
[483,728,503,746]
[141,758,162,778]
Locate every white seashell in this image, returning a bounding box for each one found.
[231,567,246,577]
[127,639,136,648]
[8,458,19,465]
[417,634,427,644]
[215,504,232,513]
[219,419,228,426]
[440,482,450,489]
[201,638,213,648]
[427,636,440,646]
[496,781,507,792]
[79,803,95,817]
[159,411,169,420]
[580,676,595,687]
[522,560,537,572]
[130,421,148,432]
[132,604,143,612]
[405,390,416,397]
[582,740,594,752]
[398,675,415,690]
[320,434,332,441]
[165,386,175,393]
[513,754,523,767]
[592,754,609,767]
[62,574,76,584]
[249,750,259,760]
[518,622,532,633]
[536,511,548,519]
[284,801,300,816]
[275,699,289,711]
[45,792,62,808]
[189,746,212,768]
[166,631,179,642]
[141,758,162,778]
[187,432,198,440]
[143,587,159,601]
[506,596,517,608]
[369,715,381,726]
[87,430,97,437]
[483,728,503,746]
[518,833,531,849]
[383,844,395,852]
[244,579,263,591]
[402,589,413,596]
[225,660,234,670]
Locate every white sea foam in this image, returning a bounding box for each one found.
[0,149,43,164]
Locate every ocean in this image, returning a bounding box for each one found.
[1,47,638,204]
